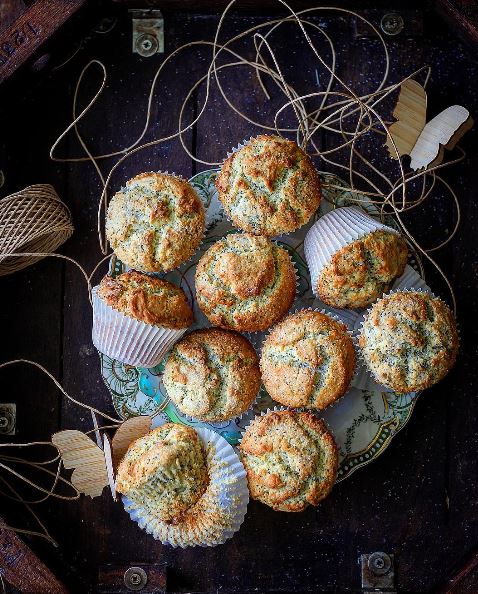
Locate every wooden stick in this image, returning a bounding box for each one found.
[0,517,69,593]
[0,0,87,84]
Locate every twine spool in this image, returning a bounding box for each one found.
[0,184,74,276]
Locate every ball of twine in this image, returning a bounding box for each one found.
[0,184,74,276]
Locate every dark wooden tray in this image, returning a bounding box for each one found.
[1,2,478,593]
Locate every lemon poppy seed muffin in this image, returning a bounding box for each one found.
[195,233,296,332]
[106,172,205,272]
[116,424,208,523]
[239,410,338,512]
[97,270,193,329]
[163,328,261,422]
[317,230,408,309]
[359,291,458,393]
[216,135,321,236]
[261,310,356,409]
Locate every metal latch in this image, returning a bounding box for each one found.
[360,552,396,593]
[98,563,167,593]
[130,9,164,57]
[0,403,16,435]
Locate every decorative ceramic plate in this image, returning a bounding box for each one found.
[99,170,426,482]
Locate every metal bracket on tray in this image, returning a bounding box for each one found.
[360,552,396,593]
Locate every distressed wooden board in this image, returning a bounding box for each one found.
[0,6,477,594]
[0,517,68,593]
[0,0,88,83]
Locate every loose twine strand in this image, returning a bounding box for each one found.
[1,0,465,545]
[48,2,462,314]
[0,360,122,544]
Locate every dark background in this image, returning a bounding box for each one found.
[1,1,478,592]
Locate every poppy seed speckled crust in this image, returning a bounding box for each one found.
[260,310,356,410]
[106,172,205,272]
[163,328,261,422]
[215,135,321,236]
[317,230,408,309]
[359,291,459,393]
[239,410,338,512]
[115,424,209,524]
[195,233,296,332]
[97,271,193,329]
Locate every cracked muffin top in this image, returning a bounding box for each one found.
[215,135,321,236]
[115,424,209,523]
[260,310,356,409]
[106,172,205,272]
[317,230,408,309]
[97,270,193,329]
[195,232,296,332]
[359,291,458,393]
[239,410,338,512]
[163,328,261,422]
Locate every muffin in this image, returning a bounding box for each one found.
[358,291,459,393]
[97,271,193,328]
[122,425,250,547]
[163,328,261,422]
[239,410,338,512]
[195,233,296,332]
[260,310,356,409]
[215,135,321,236]
[116,423,209,523]
[92,271,193,367]
[106,172,205,272]
[304,206,408,309]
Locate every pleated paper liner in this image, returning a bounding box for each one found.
[123,425,249,547]
[304,205,401,297]
[91,286,188,368]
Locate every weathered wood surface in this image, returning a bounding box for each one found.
[0,5,477,593]
[0,0,88,84]
[0,518,69,594]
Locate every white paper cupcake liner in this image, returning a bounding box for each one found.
[122,426,249,547]
[304,205,400,296]
[91,286,187,368]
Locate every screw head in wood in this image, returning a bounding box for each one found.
[135,33,158,57]
[380,13,404,36]
[368,552,392,576]
[124,567,148,591]
[0,404,16,435]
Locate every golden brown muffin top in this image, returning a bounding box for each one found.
[261,310,356,409]
[359,291,458,393]
[317,230,408,309]
[195,233,296,332]
[163,328,261,422]
[106,172,205,272]
[239,410,338,512]
[215,135,321,237]
[115,423,209,523]
[97,270,193,329]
